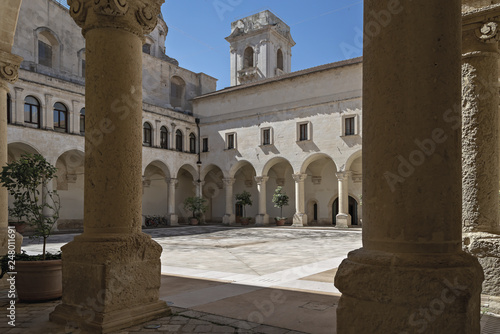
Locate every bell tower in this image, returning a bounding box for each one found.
[226,10,295,86]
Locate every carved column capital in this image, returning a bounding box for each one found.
[475,21,500,43]
[0,50,22,89]
[68,0,164,38]
[167,177,178,186]
[292,173,308,183]
[336,171,352,181]
[222,178,235,187]
[254,176,269,185]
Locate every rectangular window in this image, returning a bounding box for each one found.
[262,128,271,146]
[345,117,355,136]
[38,40,52,68]
[227,133,235,150]
[81,59,86,78]
[299,123,308,141]
[202,138,209,152]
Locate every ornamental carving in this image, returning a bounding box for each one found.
[475,22,500,43]
[0,50,22,85]
[67,0,163,36]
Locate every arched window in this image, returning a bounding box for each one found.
[175,129,183,152]
[24,96,40,128]
[277,49,284,71]
[80,108,85,134]
[143,122,152,146]
[170,76,185,109]
[7,93,11,124]
[160,126,168,149]
[53,102,68,132]
[37,29,60,69]
[189,133,196,153]
[244,47,254,69]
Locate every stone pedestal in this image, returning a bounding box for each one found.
[50,1,169,332]
[335,213,351,229]
[335,1,483,332]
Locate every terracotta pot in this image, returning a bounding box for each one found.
[189,218,199,225]
[15,259,62,302]
[9,222,27,234]
[276,219,286,226]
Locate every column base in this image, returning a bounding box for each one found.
[334,248,483,334]
[292,213,308,227]
[335,213,351,228]
[168,214,178,226]
[222,214,235,225]
[49,232,170,333]
[463,232,500,298]
[255,214,269,226]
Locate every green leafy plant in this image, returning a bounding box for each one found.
[235,190,252,218]
[0,250,61,279]
[272,186,289,219]
[183,196,208,219]
[0,153,61,260]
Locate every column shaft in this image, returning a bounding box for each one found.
[334,1,483,333]
[336,171,351,228]
[255,176,269,225]
[168,178,178,225]
[292,173,307,227]
[222,178,235,225]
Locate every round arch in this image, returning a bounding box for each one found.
[201,163,226,181]
[344,149,362,172]
[8,142,41,158]
[261,157,293,176]
[144,160,170,179]
[229,160,257,179]
[300,152,336,174]
[175,163,197,180]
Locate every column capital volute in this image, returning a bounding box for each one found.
[0,50,23,89]
[292,173,307,183]
[68,0,164,38]
[254,176,269,184]
[336,171,352,181]
[475,21,500,44]
[222,178,235,186]
[193,180,205,186]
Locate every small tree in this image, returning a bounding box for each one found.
[272,186,289,219]
[183,196,208,219]
[235,190,252,217]
[0,154,60,260]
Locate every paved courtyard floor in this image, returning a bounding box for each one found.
[2,225,498,333]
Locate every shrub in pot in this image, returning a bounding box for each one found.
[183,196,208,225]
[0,153,62,302]
[235,190,252,225]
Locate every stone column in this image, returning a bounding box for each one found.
[50,1,169,332]
[462,12,500,309]
[13,86,23,125]
[335,171,351,228]
[222,178,235,225]
[44,93,53,130]
[292,173,307,227]
[193,180,204,198]
[334,1,483,333]
[167,178,178,226]
[0,50,22,257]
[254,176,269,226]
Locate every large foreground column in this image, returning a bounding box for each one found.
[0,50,22,256]
[335,171,351,228]
[461,7,500,311]
[254,176,269,226]
[335,1,483,333]
[50,1,169,332]
[292,173,307,227]
[222,178,235,225]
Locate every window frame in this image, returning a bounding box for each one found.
[226,132,236,150]
[160,126,169,149]
[261,127,273,146]
[341,114,359,137]
[24,96,41,128]
[53,102,68,133]
[297,122,311,142]
[202,137,209,152]
[80,108,85,134]
[38,40,53,68]
[189,133,196,153]
[143,122,152,147]
[175,129,183,152]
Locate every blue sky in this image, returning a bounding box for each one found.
[162,1,363,89]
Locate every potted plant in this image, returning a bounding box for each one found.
[183,196,207,225]
[272,186,289,226]
[235,190,253,225]
[0,153,62,302]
